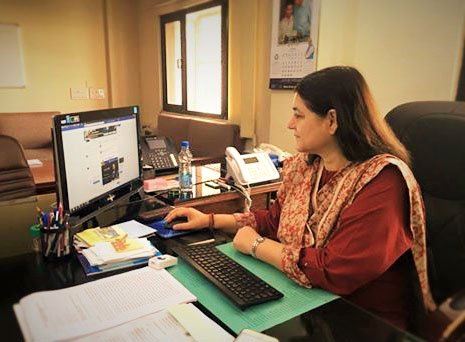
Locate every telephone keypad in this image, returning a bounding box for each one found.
[146,150,176,170]
[248,166,261,180]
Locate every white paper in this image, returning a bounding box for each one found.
[169,303,234,342]
[27,159,43,167]
[117,220,156,238]
[12,305,32,342]
[71,310,195,342]
[16,267,196,341]
[82,240,156,265]
[88,238,156,264]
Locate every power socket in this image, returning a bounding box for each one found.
[89,87,105,99]
[70,87,89,100]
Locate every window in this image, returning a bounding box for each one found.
[161,0,228,119]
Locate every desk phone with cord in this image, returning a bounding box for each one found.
[141,135,178,173]
[225,146,280,186]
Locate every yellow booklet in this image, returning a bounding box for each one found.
[76,226,126,247]
[110,235,144,253]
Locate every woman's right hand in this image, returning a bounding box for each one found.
[164,207,209,230]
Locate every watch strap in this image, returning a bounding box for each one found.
[251,236,266,258]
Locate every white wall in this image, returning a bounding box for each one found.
[268,0,465,153]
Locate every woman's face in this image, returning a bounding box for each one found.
[285,5,293,18]
[287,93,334,154]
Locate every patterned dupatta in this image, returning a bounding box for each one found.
[276,153,436,311]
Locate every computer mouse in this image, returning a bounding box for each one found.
[164,217,188,229]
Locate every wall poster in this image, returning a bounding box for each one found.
[269,0,320,89]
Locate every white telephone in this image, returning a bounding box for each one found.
[225,146,280,186]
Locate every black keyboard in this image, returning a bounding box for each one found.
[173,244,283,310]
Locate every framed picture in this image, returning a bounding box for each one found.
[269,0,320,89]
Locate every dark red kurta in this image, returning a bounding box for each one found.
[252,165,414,329]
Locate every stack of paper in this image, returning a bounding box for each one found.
[74,220,158,276]
[13,267,233,341]
[82,238,156,265]
[75,220,155,247]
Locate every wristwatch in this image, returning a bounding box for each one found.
[251,236,266,258]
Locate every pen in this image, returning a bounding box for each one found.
[49,212,54,228]
[187,238,215,246]
[37,208,43,225]
[43,214,48,229]
[59,202,63,221]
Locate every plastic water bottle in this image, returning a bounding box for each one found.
[178,141,193,193]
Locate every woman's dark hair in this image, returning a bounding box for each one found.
[295,66,411,166]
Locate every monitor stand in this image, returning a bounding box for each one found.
[67,187,170,232]
[68,186,143,232]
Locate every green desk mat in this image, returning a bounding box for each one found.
[168,242,338,334]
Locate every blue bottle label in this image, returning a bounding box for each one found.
[179,172,192,188]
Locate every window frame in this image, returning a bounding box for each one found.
[160,0,228,120]
[456,41,465,101]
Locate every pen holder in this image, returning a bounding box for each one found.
[40,222,72,260]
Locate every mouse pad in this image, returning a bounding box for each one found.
[146,219,203,239]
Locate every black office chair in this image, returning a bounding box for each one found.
[0,135,36,201]
[385,101,465,341]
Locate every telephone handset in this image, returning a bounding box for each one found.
[225,146,280,186]
[141,135,178,173]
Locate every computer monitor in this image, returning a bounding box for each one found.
[52,106,143,221]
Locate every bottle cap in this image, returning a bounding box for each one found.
[181,141,189,148]
[29,224,41,237]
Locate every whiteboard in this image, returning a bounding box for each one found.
[0,24,26,88]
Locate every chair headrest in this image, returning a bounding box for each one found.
[0,135,29,170]
[385,101,465,200]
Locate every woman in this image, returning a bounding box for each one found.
[279,3,295,44]
[165,66,436,330]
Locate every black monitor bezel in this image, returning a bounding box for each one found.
[52,106,143,220]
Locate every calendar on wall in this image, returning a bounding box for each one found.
[269,0,320,89]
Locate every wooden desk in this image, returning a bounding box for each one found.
[29,160,55,194]
[138,181,281,222]
[28,157,225,195]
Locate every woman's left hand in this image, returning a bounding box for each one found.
[233,226,260,255]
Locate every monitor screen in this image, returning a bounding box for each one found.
[52,106,142,219]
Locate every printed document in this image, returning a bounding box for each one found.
[116,219,156,238]
[72,310,195,342]
[71,304,233,342]
[14,267,196,341]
